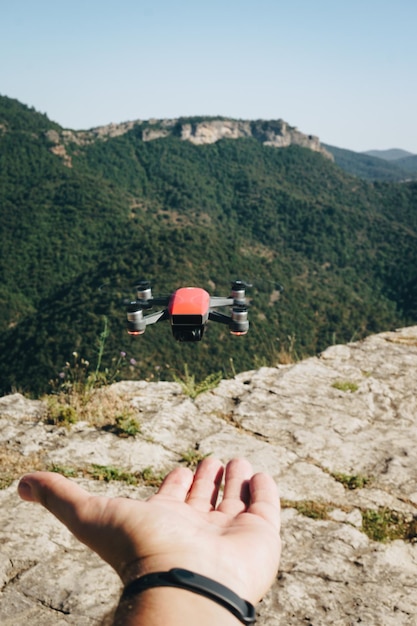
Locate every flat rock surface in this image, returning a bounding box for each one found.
[1,326,416,625]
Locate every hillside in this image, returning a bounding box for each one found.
[398,153,417,175]
[1,95,417,395]
[324,144,417,181]
[363,148,415,161]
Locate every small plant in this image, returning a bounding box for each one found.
[174,364,222,399]
[281,498,330,520]
[179,447,211,469]
[331,472,371,490]
[277,334,299,365]
[89,464,138,485]
[87,464,166,488]
[45,396,78,426]
[140,466,165,487]
[227,357,237,378]
[51,318,135,397]
[361,508,417,543]
[48,464,78,477]
[101,411,141,437]
[45,317,138,428]
[0,473,14,490]
[0,448,46,489]
[332,380,359,393]
[114,414,141,437]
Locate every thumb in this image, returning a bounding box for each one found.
[18,471,99,539]
[17,472,142,577]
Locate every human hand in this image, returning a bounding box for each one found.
[18,457,281,605]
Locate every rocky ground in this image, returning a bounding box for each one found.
[1,326,416,625]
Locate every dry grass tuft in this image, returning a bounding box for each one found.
[0,447,47,489]
[44,386,139,435]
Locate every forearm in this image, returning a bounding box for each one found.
[113,587,243,626]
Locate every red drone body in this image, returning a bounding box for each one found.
[168,287,210,321]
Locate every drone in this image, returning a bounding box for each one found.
[126,280,250,342]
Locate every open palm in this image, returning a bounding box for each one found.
[18,457,281,604]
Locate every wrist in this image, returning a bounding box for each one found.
[122,569,255,624]
[114,585,244,626]
[120,554,251,602]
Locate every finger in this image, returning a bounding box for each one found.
[186,457,224,512]
[18,472,146,577]
[154,466,194,501]
[247,472,281,530]
[217,458,253,515]
[18,472,104,539]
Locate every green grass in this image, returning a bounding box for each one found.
[45,397,78,426]
[139,466,166,487]
[281,499,330,520]
[332,380,359,393]
[179,448,212,469]
[102,412,141,437]
[281,498,417,543]
[90,464,139,485]
[49,464,78,477]
[331,472,371,490]
[174,365,223,399]
[45,462,166,488]
[361,508,417,542]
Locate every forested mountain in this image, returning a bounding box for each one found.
[363,148,414,161]
[324,144,417,181]
[397,153,417,175]
[1,95,416,396]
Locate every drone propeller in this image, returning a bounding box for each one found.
[231,279,253,289]
[209,279,251,308]
[132,279,172,308]
[135,279,152,302]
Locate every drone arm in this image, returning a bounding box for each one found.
[210,308,249,335]
[149,296,171,307]
[208,310,232,326]
[143,309,169,326]
[127,305,169,335]
[209,296,234,307]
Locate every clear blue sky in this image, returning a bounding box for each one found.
[1,0,416,153]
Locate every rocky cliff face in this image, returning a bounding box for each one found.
[141,118,332,157]
[1,326,416,625]
[48,117,332,163]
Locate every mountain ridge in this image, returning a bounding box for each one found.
[45,116,333,168]
[363,148,415,161]
[2,94,415,163]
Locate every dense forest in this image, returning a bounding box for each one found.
[1,95,416,396]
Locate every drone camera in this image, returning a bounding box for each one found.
[126,302,146,335]
[172,326,204,342]
[229,306,249,336]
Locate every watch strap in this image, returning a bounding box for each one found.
[122,567,256,624]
